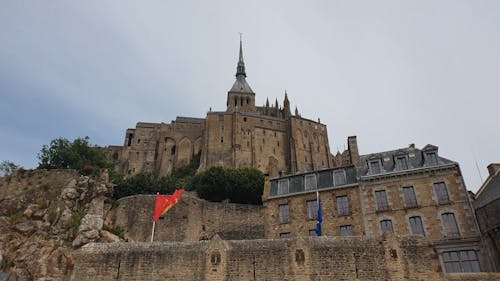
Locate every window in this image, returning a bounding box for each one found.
[426,152,438,166]
[409,216,425,236]
[403,186,418,207]
[280,232,291,238]
[380,219,394,234]
[336,196,350,216]
[277,179,289,195]
[279,204,290,224]
[333,170,347,186]
[369,160,381,174]
[441,213,460,237]
[127,134,133,146]
[305,174,317,190]
[306,200,318,220]
[309,229,317,236]
[395,156,408,170]
[434,182,450,203]
[442,250,480,272]
[340,225,353,236]
[220,137,224,143]
[375,190,389,210]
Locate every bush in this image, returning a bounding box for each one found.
[0,160,20,177]
[188,167,264,204]
[37,137,112,175]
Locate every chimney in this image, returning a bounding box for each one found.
[487,163,500,177]
[347,136,361,167]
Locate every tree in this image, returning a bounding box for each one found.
[0,160,19,177]
[37,137,111,175]
[188,166,264,204]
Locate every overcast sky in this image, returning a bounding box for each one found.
[1,1,498,191]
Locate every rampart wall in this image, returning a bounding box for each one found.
[110,193,264,242]
[70,235,500,281]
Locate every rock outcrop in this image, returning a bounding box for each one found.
[0,169,121,281]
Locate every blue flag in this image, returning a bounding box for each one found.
[315,196,323,236]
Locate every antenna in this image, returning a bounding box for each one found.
[474,157,483,183]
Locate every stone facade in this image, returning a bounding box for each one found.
[106,41,332,177]
[70,235,500,281]
[264,139,487,274]
[109,192,264,242]
[474,163,500,272]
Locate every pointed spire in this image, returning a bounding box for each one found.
[295,106,299,116]
[266,98,269,107]
[236,33,246,78]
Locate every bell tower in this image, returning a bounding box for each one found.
[227,35,256,112]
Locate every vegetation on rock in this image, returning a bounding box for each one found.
[37,137,111,175]
[0,160,20,177]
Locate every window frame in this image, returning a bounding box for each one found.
[441,250,480,273]
[434,182,450,204]
[369,160,382,175]
[375,190,390,211]
[441,212,460,238]
[340,225,353,236]
[395,155,409,171]
[279,232,291,239]
[305,174,317,191]
[380,219,394,234]
[277,179,289,195]
[336,195,350,216]
[403,186,418,208]
[333,169,347,186]
[279,204,290,224]
[306,200,318,220]
[409,216,425,236]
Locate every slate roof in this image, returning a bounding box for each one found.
[175,117,205,124]
[474,172,500,209]
[229,76,254,93]
[358,145,456,177]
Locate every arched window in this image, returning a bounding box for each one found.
[240,97,244,106]
[234,97,237,106]
[246,97,249,104]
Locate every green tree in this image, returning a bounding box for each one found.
[188,166,264,204]
[0,160,19,177]
[112,172,177,199]
[37,137,111,175]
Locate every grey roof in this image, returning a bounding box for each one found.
[474,172,500,209]
[175,116,205,124]
[229,76,254,93]
[359,145,456,177]
[229,37,254,94]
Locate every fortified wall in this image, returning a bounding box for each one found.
[110,193,264,242]
[71,235,499,281]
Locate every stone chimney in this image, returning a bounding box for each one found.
[347,136,361,167]
[487,163,500,177]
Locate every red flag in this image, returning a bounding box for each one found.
[153,189,184,222]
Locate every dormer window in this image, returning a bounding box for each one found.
[395,156,409,171]
[369,160,382,174]
[426,152,438,166]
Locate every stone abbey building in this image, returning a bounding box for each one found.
[106,40,332,177]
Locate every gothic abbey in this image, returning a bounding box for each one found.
[106,40,333,177]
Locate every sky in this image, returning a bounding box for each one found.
[0,1,499,192]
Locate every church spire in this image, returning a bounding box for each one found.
[236,33,246,78]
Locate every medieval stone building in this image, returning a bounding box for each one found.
[106,39,332,177]
[264,137,491,273]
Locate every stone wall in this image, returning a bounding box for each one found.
[110,192,264,242]
[70,235,500,281]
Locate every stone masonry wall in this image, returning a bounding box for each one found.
[71,235,499,281]
[110,192,264,242]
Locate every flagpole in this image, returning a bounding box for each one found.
[151,192,159,243]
